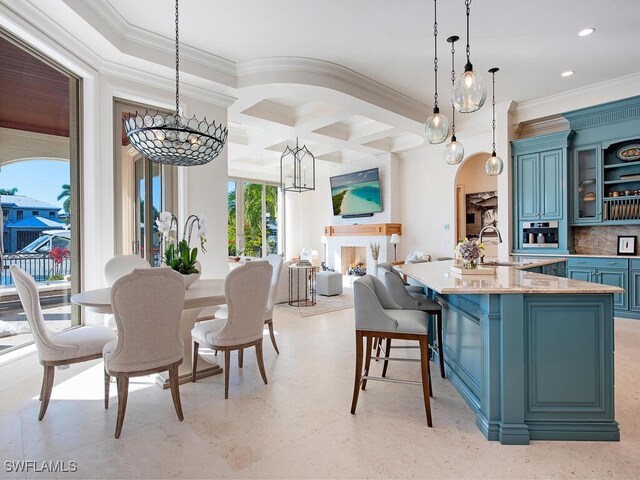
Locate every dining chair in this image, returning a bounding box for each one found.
[376,262,424,295]
[382,270,445,378]
[103,267,185,438]
[351,274,433,426]
[104,254,150,286]
[9,265,117,421]
[191,261,272,399]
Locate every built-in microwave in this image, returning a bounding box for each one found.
[521,221,559,248]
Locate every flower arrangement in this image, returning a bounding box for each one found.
[454,237,485,269]
[48,246,69,280]
[369,241,380,261]
[156,211,207,275]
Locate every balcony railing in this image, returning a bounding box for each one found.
[1,253,71,286]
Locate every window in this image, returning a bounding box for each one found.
[228,178,280,257]
[49,211,55,217]
[16,211,23,220]
[32,210,38,215]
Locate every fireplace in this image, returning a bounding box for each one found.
[341,246,367,275]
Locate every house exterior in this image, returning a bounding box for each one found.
[0,195,65,252]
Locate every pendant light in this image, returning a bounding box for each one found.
[424,0,449,144]
[280,138,316,192]
[453,0,487,113]
[485,67,504,176]
[444,35,464,165]
[123,0,228,166]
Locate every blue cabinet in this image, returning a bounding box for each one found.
[567,258,629,312]
[512,131,573,253]
[631,260,640,313]
[572,145,602,224]
[541,261,566,277]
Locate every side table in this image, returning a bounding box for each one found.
[288,264,318,307]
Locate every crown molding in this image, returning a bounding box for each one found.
[237,57,430,124]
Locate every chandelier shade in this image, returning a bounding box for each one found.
[424,0,449,144]
[486,67,504,176]
[452,0,487,113]
[444,135,465,165]
[123,0,227,167]
[280,138,316,192]
[444,35,464,165]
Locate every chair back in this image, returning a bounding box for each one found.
[107,268,185,372]
[10,265,65,362]
[382,271,420,310]
[265,254,283,311]
[214,261,272,346]
[353,275,400,332]
[376,262,403,282]
[104,255,150,287]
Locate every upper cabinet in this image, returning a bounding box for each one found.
[564,96,640,226]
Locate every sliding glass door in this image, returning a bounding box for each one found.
[133,158,163,266]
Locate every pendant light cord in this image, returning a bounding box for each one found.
[433,0,439,109]
[465,0,471,66]
[450,39,456,136]
[175,0,180,119]
[491,71,496,153]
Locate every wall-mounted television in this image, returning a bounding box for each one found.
[330,168,383,217]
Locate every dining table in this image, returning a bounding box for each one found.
[71,278,226,389]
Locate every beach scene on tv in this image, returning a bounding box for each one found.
[331,168,382,216]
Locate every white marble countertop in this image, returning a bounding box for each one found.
[397,260,624,295]
[512,253,640,260]
[482,256,566,269]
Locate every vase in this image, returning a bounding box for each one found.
[182,271,201,289]
[462,259,477,270]
[367,259,379,276]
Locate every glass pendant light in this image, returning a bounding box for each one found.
[424,0,449,144]
[444,35,464,165]
[485,67,504,176]
[453,0,487,113]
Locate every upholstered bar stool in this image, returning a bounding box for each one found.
[382,270,445,379]
[351,275,433,426]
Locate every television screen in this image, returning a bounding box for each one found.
[330,168,382,216]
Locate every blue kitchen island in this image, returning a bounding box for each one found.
[398,259,622,445]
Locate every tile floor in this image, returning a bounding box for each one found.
[0,309,639,479]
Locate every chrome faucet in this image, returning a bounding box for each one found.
[478,226,503,263]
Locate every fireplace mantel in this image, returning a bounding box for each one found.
[324,223,402,236]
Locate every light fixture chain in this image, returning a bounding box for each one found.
[433,0,439,108]
[175,0,180,118]
[492,71,496,152]
[465,0,471,64]
[450,38,456,135]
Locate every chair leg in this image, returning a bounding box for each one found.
[192,342,199,382]
[115,375,129,438]
[436,312,445,378]
[382,338,392,378]
[38,365,55,421]
[169,362,184,421]
[361,336,373,391]
[419,336,433,427]
[104,368,110,409]
[224,349,231,399]
[238,348,244,368]
[255,341,268,385]
[350,331,364,414]
[375,337,382,361]
[267,321,280,354]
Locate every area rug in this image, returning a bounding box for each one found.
[274,287,353,318]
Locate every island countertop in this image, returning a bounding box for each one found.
[397,259,624,295]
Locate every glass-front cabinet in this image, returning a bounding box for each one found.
[573,144,602,224]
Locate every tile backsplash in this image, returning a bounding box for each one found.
[573,226,640,256]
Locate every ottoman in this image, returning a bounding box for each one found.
[316,271,343,296]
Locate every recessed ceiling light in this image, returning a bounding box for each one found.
[578,28,595,37]
[561,70,575,77]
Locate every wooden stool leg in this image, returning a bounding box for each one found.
[238,348,244,368]
[104,367,110,409]
[419,336,433,427]
[382,339,392,377]
[361,336,374,390]
[115,375,129,438]
[192,342,199,382]
[351,331,364,414]
[375,337,382,361]
[224,349,231,399]
[255,341,268,384]
[169,362,184,421]
[437,312,445,378]
[38,365,55,421]
[268,321,280,354]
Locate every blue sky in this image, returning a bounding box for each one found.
[0,160,69,210]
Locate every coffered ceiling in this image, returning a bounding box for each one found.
[5,0,640,173]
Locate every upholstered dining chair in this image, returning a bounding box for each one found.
[191,261,272,399]
[351,274,433,426]
[382,270,445,379]
[103,267,185,438]
[104,254,150,286]
[376,262,424,295]
[10,265,117,421]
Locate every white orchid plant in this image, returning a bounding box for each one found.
[156,211,207,275]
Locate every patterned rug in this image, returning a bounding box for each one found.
[274,287,353,317]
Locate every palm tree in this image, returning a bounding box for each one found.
[0,187,18,195]
[57,184,71,216]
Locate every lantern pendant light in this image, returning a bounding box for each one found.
[486,67,504,176]
[444,35,464,165]
[453,0,487,113]
[424,0,450,144]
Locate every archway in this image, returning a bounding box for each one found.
[454,152,499,258]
